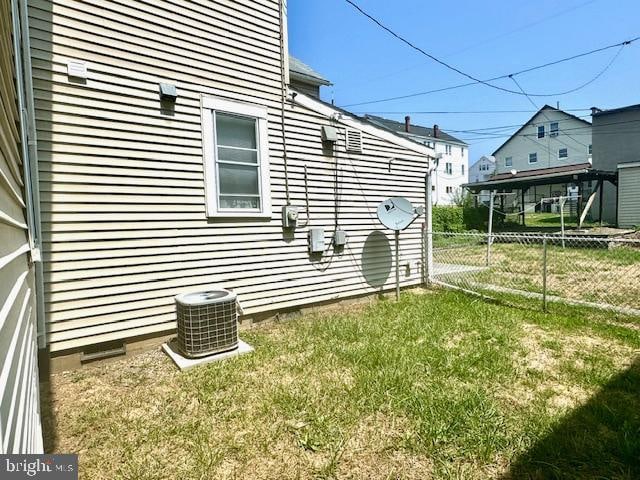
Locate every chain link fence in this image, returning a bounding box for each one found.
[427,231,640,316]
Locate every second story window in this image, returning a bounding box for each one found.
[461,147,465,155]
[446,186,453,193]
[558,148,568,159]
[550,122,559,137]
[461,164,465,175]
[445,162,453,175]
[588,144,592,155]
[537,125,545,138]
[505,156,513,167]
[529,153,538,164]
[445,144,452,155]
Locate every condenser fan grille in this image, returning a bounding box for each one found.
[175,290,238,358]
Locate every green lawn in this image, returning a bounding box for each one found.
[44,290,640,479]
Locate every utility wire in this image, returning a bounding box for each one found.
[341,0,638,106]
[354,108,593,114]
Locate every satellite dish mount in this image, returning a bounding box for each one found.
[376,197,424,300]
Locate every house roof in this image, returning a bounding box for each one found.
[463,162,616,191]
[363,115,467,145]
[592,103,640,117]
[289,56,332,86]
[491,105,592,156]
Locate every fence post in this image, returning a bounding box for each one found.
[486,190,495,267]
[425,170,433,285]
[542,235,548,312]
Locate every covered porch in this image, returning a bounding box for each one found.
[463,164,618,228]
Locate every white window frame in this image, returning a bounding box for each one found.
[529,152,538,164]
[550,122,559,137]
[537,125,545,138]
[201,97,271,218]
[505,156,513,167]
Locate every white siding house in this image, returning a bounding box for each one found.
[492,105,592,206]
[468,155,495,203]
[364,116,468,205]
[0,0,43,454]
[20,0,435,367]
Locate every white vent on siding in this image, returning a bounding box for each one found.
[345,128,363,153]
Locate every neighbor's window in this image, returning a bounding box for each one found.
[529,153,538,164]
[446,186,453,193]
[461,147,465,155]
[558,148,568,159]
[550,122,559,137]
[588,144,592,155]
[445,144,452,155]
[201,97,271,217]
[445,162,453,175]
[537,125,545,138]
[461,164,465,175]
[505,156,513,167]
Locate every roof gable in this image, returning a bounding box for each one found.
[289,56,332,87]
[492,105,591,156]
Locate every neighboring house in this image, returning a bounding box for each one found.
[1,0,43,453]
[468,155,496,203]
[592,104,640,227]
[492,105,593,208]
[0,0,436,389]
[364,115,468,205]
[289,56,332,98]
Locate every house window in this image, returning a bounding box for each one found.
[431,185,435,191]
[537,125,545,138]
[505,156,513,167]
[201,97,271,217]
[550,122,559,137]
[558,148,568,159]
[588,144,592,155]
[528,153,538,164]
[445,145,452,155]
[461,164,465,175]
[461,147,465,155]
[445,162,453,175]
[446,186,453,193]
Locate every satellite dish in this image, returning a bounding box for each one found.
[377,197,419,231]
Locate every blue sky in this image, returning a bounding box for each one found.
[288,0,640,164]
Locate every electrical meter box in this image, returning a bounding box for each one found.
[308,228,324,254]
[334,229,347,247]
[282,205,299,228]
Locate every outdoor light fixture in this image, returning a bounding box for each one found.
[159,82,177,101]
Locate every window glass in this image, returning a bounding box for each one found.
[537,125,545,138]
[216,113,257,149]
[550,122,559,137]
[529,153,538,163]
[558,148,568,159]
[505,156,513,167]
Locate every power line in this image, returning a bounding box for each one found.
[341,0,638,106]
[353,108,593,115]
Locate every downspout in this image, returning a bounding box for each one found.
[15,0,45,349]
[278,0,291,205]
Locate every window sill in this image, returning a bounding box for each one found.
[207,212,273,220]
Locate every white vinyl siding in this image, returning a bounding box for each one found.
[0,1,43,453]
[28,0,431,353]
[617,164,640,228]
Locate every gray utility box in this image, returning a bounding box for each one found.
[334,229,347,247]
[308,227,325,253]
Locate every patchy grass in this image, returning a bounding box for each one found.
[45,290,640,479]
[433,240,640,311]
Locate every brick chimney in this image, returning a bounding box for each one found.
[433,124,439,138]
[404,115,411,133]
[591,106,602,116]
